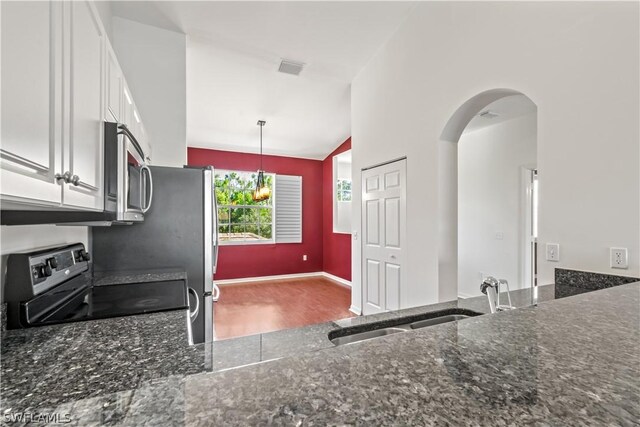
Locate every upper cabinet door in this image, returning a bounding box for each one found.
[63,0,105,210]
[106,41,122,122]
[0,1,63,205]
[122,85,134,127]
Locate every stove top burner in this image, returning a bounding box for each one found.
[13,272,189,328]
[5,243,189,329]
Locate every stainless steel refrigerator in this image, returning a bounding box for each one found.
[91,166,220,343]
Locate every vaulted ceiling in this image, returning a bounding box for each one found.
[111,1,415,159]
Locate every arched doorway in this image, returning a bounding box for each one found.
[438,89,538,301]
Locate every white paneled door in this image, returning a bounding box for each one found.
[361,159,406,315]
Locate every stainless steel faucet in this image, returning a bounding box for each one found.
[480,276,515,314]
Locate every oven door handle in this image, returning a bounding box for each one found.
[140,165,153,213]
[188,287,200,321]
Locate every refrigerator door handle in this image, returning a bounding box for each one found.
[212,284,220,302]
[213,242,219,275]
[202,168,214,293]
[188,287,200,321]
[212,182,219,275]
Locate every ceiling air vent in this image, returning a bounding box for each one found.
[479,110,499,119]
[278,59,305,76]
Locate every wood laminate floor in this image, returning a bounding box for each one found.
[213,277,354,340]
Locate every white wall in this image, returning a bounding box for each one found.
[351,2,639,309]
[0,226,88,301]
[458,113,537,297]
[438,139,458,302]
[111,17,187,167]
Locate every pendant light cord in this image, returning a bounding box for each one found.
[260,123,263,171]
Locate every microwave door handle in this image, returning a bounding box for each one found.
[117,125,145,160]
[140,165,153,213]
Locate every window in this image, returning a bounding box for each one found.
[215,170,274,244]
[333,150,352,233]
[336,179,352,201]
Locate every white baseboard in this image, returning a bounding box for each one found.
[349,305,361,315]
[214,272,323,286]
[214,271,353,287]
[320,272,352,288]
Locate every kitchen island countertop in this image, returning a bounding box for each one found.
[1,282,638,425]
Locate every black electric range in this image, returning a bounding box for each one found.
[4,243,189,329]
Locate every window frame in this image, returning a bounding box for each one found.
[332,151,352,234]
[215,169,275,245]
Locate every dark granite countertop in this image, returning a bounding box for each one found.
[1,309,199,412]
[0,311,342,414]
[0,283,548,413]
[2,282,638,425]
[92,269,189,287]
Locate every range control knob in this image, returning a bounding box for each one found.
[47,257,58,269]
[40,264,53,277]
[78,249,91,262]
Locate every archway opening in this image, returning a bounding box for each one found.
[438,89,538,302]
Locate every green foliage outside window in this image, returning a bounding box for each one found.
[215,171,274,243]
[337,179,352,202]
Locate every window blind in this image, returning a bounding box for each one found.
[274,174,302,243]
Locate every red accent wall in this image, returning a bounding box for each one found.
[188,147,324,280]
[322,138,352,281]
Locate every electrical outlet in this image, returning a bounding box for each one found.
[495,232,504,240]
[610,247,628,269]
[546,243,560,262]
[303,254,308,261]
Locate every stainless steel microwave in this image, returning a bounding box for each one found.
[103,122,153,223]
[0,122,152,226]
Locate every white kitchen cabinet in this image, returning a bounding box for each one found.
[61,0,105,210]
[0,1,64,206]
[122,85,134,127]
[106,41,122,122]
[1,0,151,210]
[139,124,152,163]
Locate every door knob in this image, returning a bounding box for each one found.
[390,255,397,259]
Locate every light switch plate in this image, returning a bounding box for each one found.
[610,247,628,269]
[546,243,560,262]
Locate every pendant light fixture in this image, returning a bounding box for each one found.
[253,120,271,202]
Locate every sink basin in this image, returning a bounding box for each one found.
[330,327,407,346]
[409,314,472,329]
[329,308,483,346]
